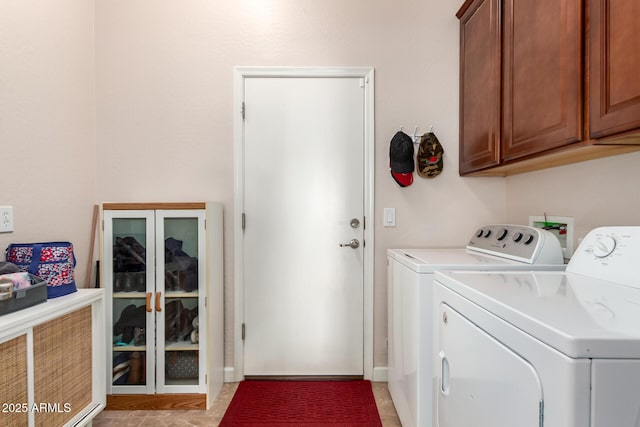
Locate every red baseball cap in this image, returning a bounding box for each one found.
[391,171,414,187]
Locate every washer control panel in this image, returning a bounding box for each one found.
[567,226,640,289]
[467,224,564,264]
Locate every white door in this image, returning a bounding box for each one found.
[242,75,366,376]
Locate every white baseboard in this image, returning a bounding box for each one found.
[372,366,388,382]
[223,365,388,383]
[224,366,237,383]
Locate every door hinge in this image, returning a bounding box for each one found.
[204,219,206,230]
[242,323,246,340]
[363,216,366,230]
[241,213,246,231]
[539,400,544,427]
[241,101,246,120]
[205,374,207,384]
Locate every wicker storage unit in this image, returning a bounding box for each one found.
[0,289,105,426]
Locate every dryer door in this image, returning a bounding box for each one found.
[436,303,543,427]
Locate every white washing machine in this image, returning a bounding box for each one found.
[387,225,566,427]
[433,226,640,427]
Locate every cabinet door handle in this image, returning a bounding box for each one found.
[146,292,152,312]
[155,291,162,312]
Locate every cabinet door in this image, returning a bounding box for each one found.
[104,210,156,395]
[0,335,28,426]
[502,0,583,161]
[155,210,206,394]
[33,307,93,426]
[458,0,502,175]
[589,0,640,139]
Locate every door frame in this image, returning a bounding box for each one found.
[232,66,375,381]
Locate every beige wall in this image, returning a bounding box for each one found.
[505,151,640,252]
[93,0,505,372]
[12,0,637,376]
[0,0,96,286]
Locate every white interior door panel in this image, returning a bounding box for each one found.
[243,76,365,376]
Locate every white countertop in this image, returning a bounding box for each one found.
[0,288,104,340]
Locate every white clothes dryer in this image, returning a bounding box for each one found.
[433,226,640,427]
[387,225,566,427]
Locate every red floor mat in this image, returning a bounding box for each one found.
[219,380,383,426]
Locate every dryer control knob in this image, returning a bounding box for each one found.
[593,236,617,258]
[513,232,523,243]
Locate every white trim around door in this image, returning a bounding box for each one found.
[232,66,375,381]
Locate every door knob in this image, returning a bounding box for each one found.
[339,239,360,249]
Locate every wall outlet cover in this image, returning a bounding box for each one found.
[0,206,14,233]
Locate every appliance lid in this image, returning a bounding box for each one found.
[388,248,529,273]
[435,270,640,358]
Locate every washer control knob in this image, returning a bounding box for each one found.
[497,229,508,241]
[513,232,523,243]
[483,229,492,238]
[593,236,617,258]
[524,234,535,245]
[476,229,484,238]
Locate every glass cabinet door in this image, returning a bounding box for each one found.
[104,210,155,395]
[155,210,206,393]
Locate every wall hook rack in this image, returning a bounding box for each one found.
[399,125,434,144]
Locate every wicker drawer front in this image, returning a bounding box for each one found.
[0,335,28,426]
[33,306,92,426]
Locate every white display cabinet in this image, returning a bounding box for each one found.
[101,202,223,410]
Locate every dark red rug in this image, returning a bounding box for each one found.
[219,380,383,426]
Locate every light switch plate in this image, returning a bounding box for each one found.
[383,208,396,227]
[0,206,14,233]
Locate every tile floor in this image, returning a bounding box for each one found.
[93,382,402,426]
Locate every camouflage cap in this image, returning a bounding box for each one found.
[416,132,444,178]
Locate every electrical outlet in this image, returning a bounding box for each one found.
[529,215,574,259]
[0,206,14,233]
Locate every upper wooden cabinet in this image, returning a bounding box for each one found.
[589,0,640,139]
[458,0,501,173]
[458,0,640,176]
[502,0,583,161]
